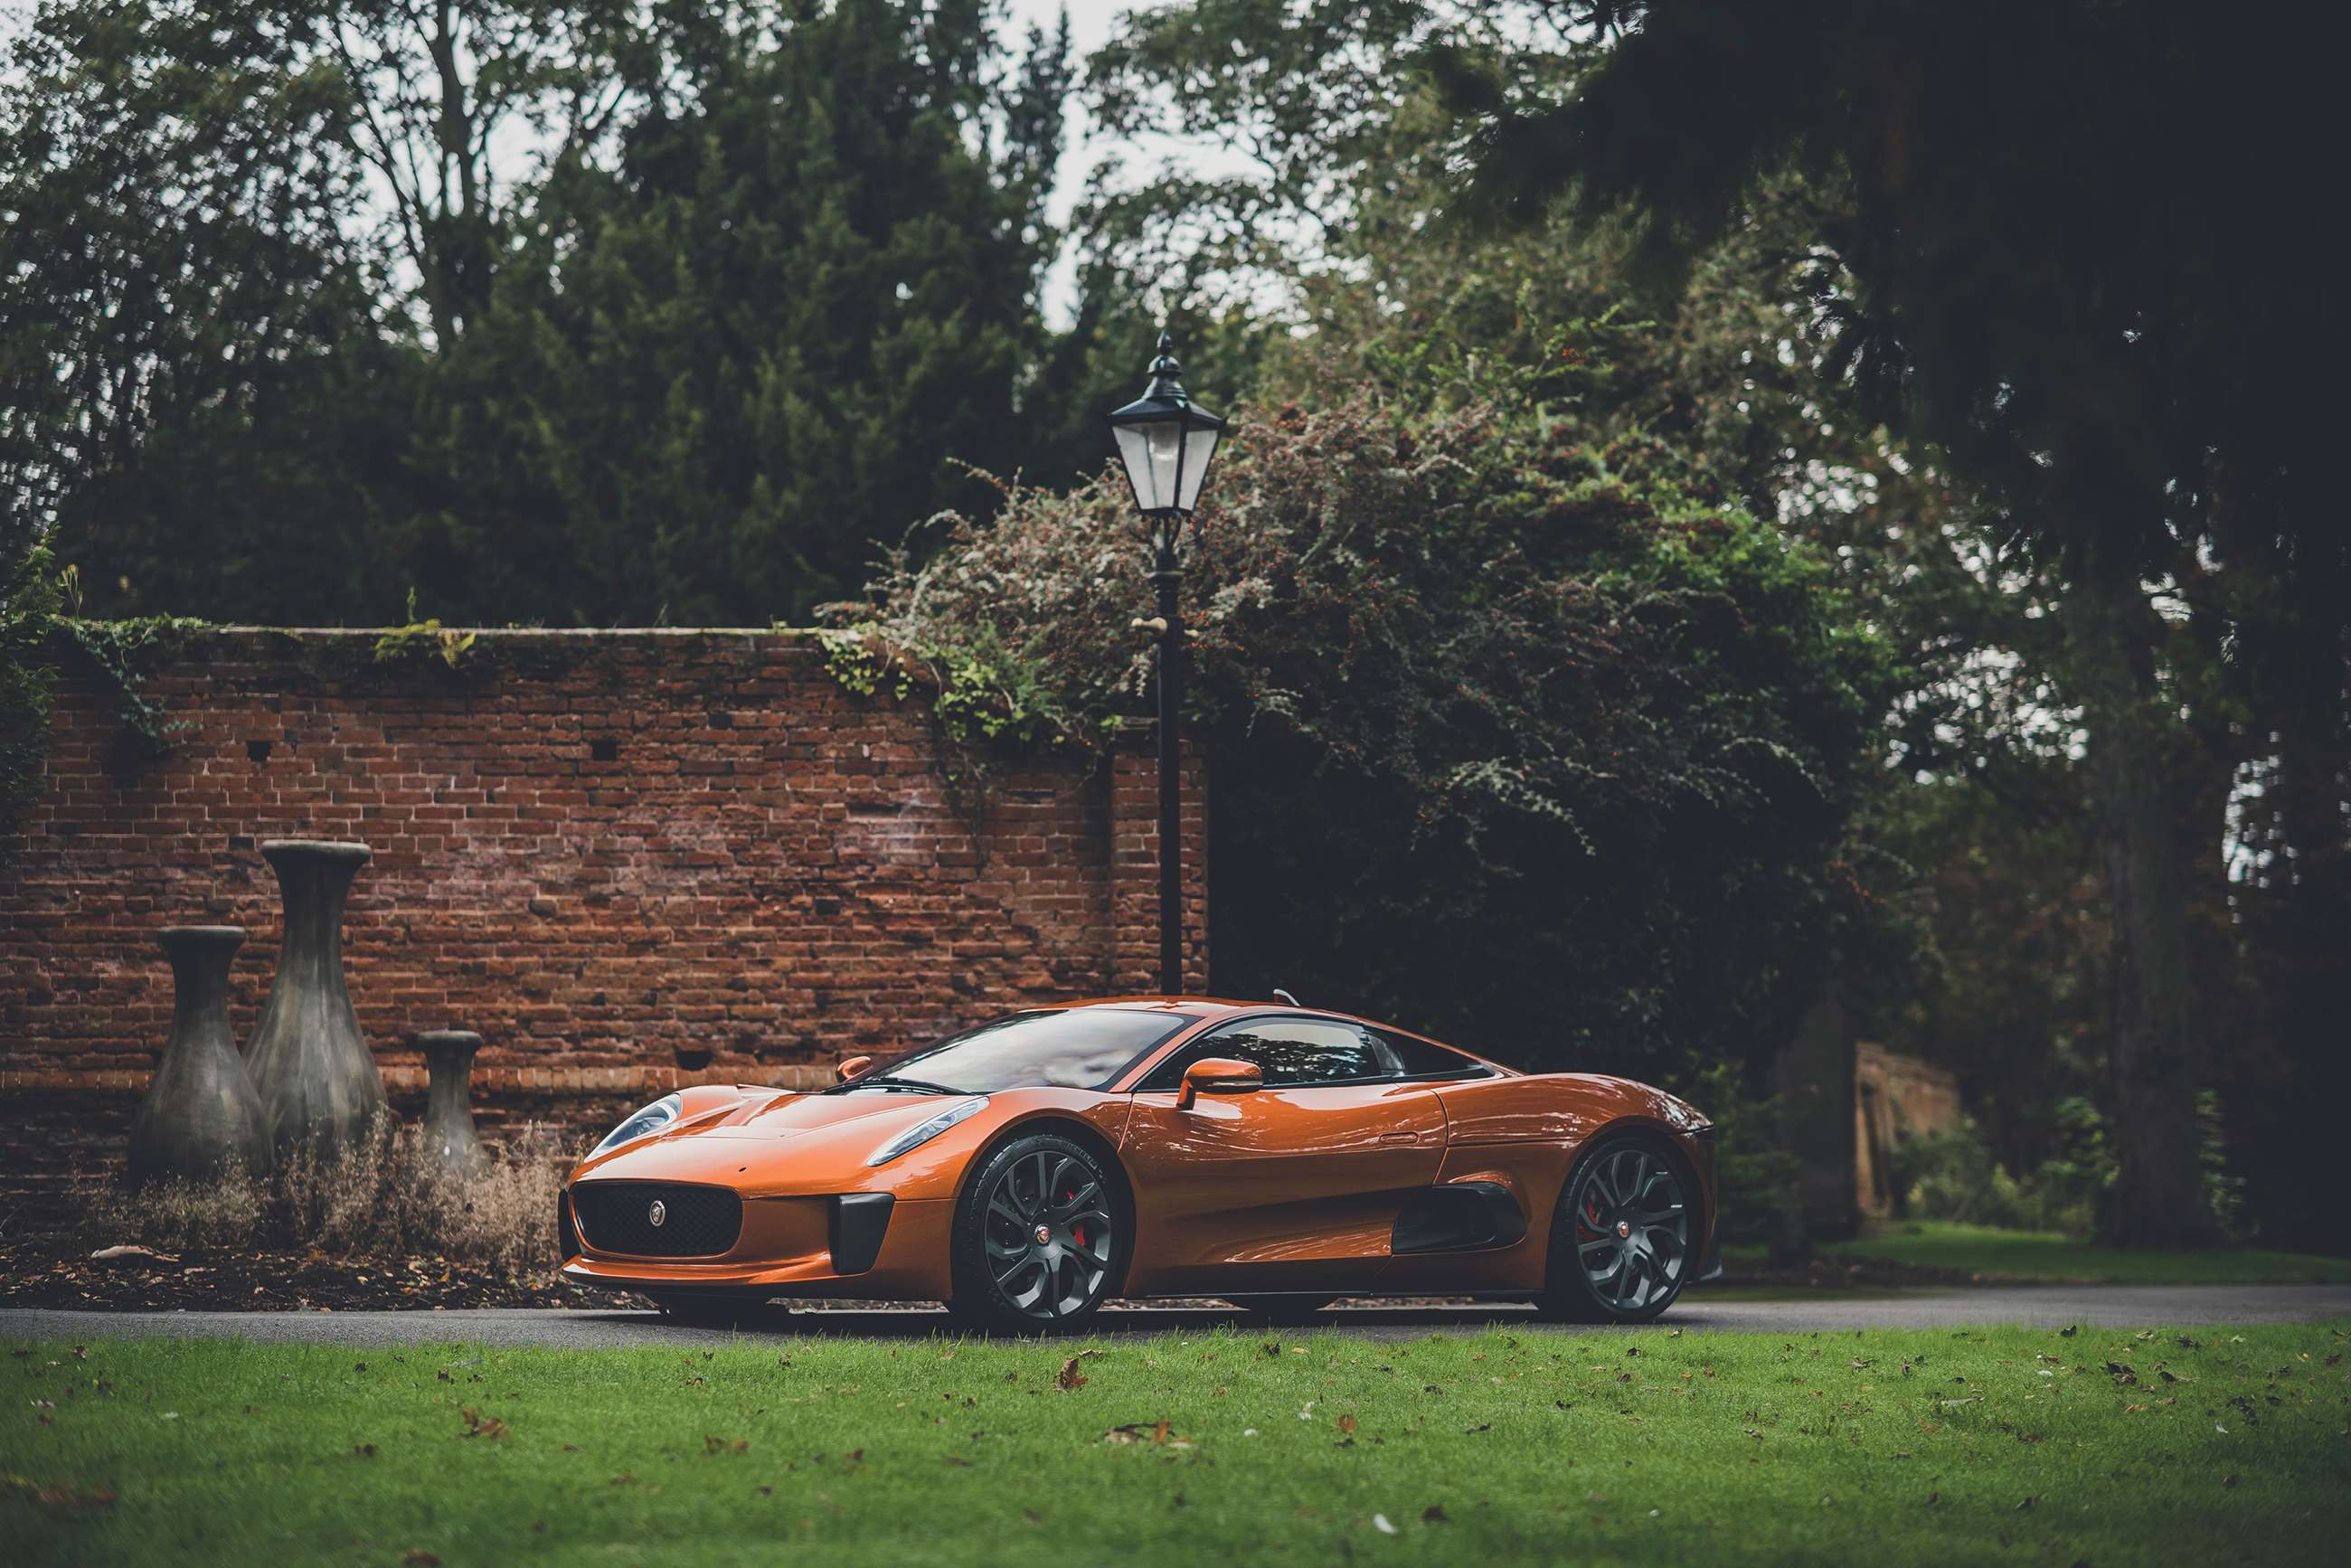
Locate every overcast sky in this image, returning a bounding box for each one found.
[1006,2,1144,326]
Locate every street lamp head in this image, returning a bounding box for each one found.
[1107,330,1225,559]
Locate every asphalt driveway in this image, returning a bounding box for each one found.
[5,1282,2346,1348]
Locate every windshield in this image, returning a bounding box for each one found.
[854,1010,1196,1093]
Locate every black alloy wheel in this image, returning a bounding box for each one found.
[1537,1134,1694,1323]
[950,1133,1119,1333]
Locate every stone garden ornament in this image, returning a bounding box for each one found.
[416,1029,486,1169]
[127,926,272,1184]
[244,839,385,1157]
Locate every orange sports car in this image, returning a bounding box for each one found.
[558,998,1716,1330]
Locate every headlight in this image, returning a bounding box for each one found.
[591,1092,682,1155]
[864,1097,987,1167]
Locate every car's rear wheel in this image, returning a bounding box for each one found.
[1535,1133,1695,1324]
[949,1133,1120,1334]
[1224,1294,1339,1324]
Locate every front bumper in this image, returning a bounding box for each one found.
[560,1189,955,1299]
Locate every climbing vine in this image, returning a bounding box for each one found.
[816,617,1084,844]
[0,548,63,855]
[55,612,212,767]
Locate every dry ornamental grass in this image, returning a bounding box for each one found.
[81,1116,565,1279]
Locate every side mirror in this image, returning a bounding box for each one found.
[1177,1056,1262,1110]
[836,1054,873,1083]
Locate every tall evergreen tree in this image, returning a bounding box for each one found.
[409,0,1071,624]
[1441,0,2346,1246]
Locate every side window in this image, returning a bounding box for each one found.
[1141,1019,1391,1091]
[1376,1029,1496,1081]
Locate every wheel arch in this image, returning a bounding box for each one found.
[953,1112,1141,1297]
[1555,1115,1714,1273]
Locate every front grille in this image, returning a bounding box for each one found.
[556,1192,583,1261]
[571,1183,741,1258]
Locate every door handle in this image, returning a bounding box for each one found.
[1380,1131,1421,1145]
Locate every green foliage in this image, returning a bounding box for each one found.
[53,614,212,767]
[1893,1113,2106,1239]
[1675,1062,1798,1252]
[410,0,1072,626]
[373,589,477,669]
[5,1,1071,628]
[838,367,1890,1077]
[1892,1094,2241,1242]
[1443,0,2349,1249]
[0,546,62,853]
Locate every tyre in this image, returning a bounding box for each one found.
[1224,1294,1339,1324]
[949,1133,1122,1334]
[1535,1133,1696,1324]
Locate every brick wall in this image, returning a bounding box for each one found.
[1,628,1206,1188]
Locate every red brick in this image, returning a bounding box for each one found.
[0,628,1208,1187]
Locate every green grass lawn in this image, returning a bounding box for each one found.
[7,1319,2346,1565]
[1810,1221,2351,1284]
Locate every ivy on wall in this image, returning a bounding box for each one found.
[0,547,63,855]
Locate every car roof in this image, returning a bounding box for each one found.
[1036,996,1327,1022]
[1034,997,1518,1077]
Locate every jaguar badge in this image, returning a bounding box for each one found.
[647,1199,667,1228]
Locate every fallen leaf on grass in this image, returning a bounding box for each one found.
[704,1436,747,1455]
[1103,1422,1191,1450]
[402,1554,441,1567]
[1939,1397,1980,1408]
[1372,1514,1398,1535]
[2016,1497,2035,1511]
[1422,1505,1449,1523]
[458,1408,509,1440]
[2223,1474,2239,1489]
[90,1245,177,1265]
[1055,1351,1101,1392]
[1336,1414,1357,1435]
[6,1476,118,1511]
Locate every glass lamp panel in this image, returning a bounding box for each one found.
[1113,422,1181,512]
[1176,423,1223,513]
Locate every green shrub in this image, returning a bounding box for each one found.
[832,382,1892,1081]
[1891,1093,2240,1240]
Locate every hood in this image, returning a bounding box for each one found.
[703,1090,952,1138]
[570,1086,992,1190]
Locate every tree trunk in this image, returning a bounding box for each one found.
[2073,548,2216,1247]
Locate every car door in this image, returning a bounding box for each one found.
[1118,1016,1447,1296]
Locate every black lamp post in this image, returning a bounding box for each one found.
[1108,331,1226,996]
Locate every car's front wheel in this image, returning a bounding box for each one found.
[949,1133,1121,1334]
[1535,1133,1695,1324]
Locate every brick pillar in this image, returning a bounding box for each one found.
[1109,725,1209,994]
